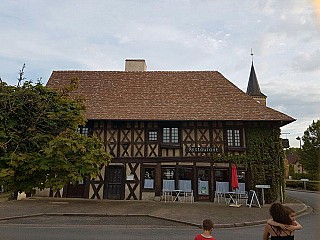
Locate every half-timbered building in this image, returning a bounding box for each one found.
[46,59,295,201]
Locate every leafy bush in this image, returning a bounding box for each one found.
[286,180,320,191]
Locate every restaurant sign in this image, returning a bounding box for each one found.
[186,146,221,153]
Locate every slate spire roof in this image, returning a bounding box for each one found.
[246,61,266,97]
[47,70,295,126]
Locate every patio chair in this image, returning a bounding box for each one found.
[235,183,248,204]
[214,181,229,204]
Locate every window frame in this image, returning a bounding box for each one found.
[226,128,245,151]
[148,130,158,142]
[76,126,92,136]
[214,169,229,182]
[142,166,156,191]
[162,127,179,145]
[161,166,194,191]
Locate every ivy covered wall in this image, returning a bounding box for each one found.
[213,124,285,203]
[246,126,285,203]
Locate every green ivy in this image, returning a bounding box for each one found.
[247,127,285,203]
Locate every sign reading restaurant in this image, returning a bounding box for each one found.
[186,146,221,153]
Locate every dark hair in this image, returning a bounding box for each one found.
[269,203,293,225]
[202,219,214,231]
[284,206,295,215]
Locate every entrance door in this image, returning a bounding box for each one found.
[196,168,210,201]
[66,180,86,198]
[105,166,124,200]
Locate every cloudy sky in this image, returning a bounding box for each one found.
[0,0,319,148]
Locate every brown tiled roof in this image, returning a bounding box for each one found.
[286,153,299,164]
[46,71,295,125]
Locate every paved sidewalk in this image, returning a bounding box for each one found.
[0,196,307,228]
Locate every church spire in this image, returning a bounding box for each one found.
[246,49,267,105]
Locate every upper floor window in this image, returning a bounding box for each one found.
[163,127,179,143]
[76,127,90,136]
[227,129,241,147]
[148,131,158,141]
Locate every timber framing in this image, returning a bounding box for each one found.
[46,60,295,202]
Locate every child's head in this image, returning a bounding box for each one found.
[202,219,214,232]
[284,206,296,222]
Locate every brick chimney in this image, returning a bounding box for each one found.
[125,59,147,71]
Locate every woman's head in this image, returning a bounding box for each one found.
[269,203,293,225]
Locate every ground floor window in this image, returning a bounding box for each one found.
[162,167,175,190]
[162,167,193,191]
[197,169,210,195]
[178,168,192,191]
[215,169,229,182]
[237,170,246,183]
[143,167,155,189]
[150,165,247,201]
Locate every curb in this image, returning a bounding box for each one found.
[0,212,202,228]
[0,208,308,229]
[0,213,44,221]
[285,196,309,217]
[0,212,266,229]
[0,197,311,229]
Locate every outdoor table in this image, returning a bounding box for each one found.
[225,191,239,205]
[172,190,183,202]
[163,189,193,202]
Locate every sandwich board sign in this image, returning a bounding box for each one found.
[246,190,261,208]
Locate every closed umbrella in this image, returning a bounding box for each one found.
[230,164,241,207]
[231,164,239,190]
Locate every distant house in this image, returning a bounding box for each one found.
[286,153,304,177]
[46,59,295,201]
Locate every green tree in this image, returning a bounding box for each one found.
[0,76,111,197]
[300,120,320,180]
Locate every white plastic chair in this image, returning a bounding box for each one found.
[162,189,173,202]
[183,190,194,203]
[235,183,248,204]
[215,181,229,204]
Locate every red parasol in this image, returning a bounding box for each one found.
[231,164,239,190]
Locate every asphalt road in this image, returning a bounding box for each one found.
[285,190,320,240]
[0,190,318,240]
[213,189,320,240]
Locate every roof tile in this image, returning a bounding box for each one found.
[46,71,295,125]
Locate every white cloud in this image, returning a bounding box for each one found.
[292,50,320,72]
[0,0,319,144]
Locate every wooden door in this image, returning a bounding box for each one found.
[105,166,125,200]
[66,180,86,198]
